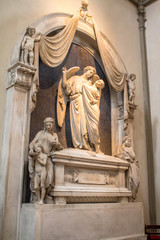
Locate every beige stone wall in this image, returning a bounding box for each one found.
[146,1,160,224]
[0,0,149,223]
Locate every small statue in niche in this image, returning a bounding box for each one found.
[127,73,136,104]
[28,117,63,204]
[80,0,92,22]
[29,144,47,204]
[20,27,41,65]
[57,66,104,153]
[115,136,140,200]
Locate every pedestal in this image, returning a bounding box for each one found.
[51,149,132,204]
[20,202,146,240]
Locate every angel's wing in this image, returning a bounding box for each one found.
[66,66,80,79]
[57,79,68,127]
[57,66,80,128]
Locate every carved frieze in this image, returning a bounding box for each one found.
[8,62,36,90]
[64,167,117,186]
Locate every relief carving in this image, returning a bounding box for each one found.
[65,168,117,186]
[8,63,36,90]
[74,170,80,183]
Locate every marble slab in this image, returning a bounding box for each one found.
[20,202,146,240]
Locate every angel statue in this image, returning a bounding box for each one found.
[57,66,105,153]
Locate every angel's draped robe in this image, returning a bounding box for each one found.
[65,75,89,149]
[82,82,100,150]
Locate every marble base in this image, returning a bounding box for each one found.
[20,202,146,240]
[51,148,132,204]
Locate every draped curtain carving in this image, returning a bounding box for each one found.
[38,10,129,131]
[39,11,79,67]
[39,10,127,92]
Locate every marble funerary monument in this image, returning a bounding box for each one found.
[1,1,146,240]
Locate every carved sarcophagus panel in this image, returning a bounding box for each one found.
[52,148,132,204]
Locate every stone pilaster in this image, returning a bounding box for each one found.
[137,0,156,224]
[1,62,36,240]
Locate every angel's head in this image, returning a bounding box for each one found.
[44,117,54,133]
[83,66,96,79]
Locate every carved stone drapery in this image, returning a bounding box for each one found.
[39,11,79,67]
[39,8,127,93]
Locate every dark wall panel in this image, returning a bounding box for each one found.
[30,43,111,155]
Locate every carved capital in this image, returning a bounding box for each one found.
[137,1,147,30]
[8,62,36,90]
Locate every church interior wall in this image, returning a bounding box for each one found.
[146,0,160,224]
[0,0,151,229]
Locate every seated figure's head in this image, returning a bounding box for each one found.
[122,136,132,147]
